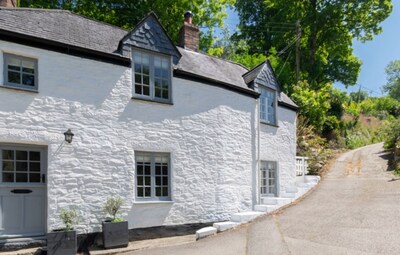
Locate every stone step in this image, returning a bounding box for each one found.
[231,211,263,223]
[196,227,217,240]
[285,186,299,193]
[254,204,278,213]
[213,221,240,232]
[261,197,292,206]
[305,175,320,183]
[281,192,296,198]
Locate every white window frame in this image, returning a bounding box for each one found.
[132,49,172,103]
[135,151,171,201]
[260,86,277,125]
[3,53,38,92]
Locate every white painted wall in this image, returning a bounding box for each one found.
[259,107,297,196]
[0,41,257,233]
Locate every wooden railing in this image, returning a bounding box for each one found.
[296,156,309,176]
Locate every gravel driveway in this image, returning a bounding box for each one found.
[129,143,400,255]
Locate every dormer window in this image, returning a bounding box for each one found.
[132,50,172,103]
[260,86,276,125]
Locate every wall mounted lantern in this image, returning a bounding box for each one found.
[64,129,74,143]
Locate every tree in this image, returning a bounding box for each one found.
[19,0,235,49]
[235,0,392,89]
[383,60,400,101]
[350,90,369,102]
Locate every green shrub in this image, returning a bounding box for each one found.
[104,197,124,222]
[60,208,78,231]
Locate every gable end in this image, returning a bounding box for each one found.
[120,12,181,63]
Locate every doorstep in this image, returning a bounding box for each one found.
[0,234,196,255]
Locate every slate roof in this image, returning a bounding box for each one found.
[0,8,128,55]
[0,7,297,109]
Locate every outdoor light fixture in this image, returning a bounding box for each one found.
[64,129,74,143]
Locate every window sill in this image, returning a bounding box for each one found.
[131,97,173,105]
[0,84,38,93]
[133,200,174,205]
[260,121,279,128]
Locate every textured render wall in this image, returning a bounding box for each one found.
[0,41,257,233]
[259,107,297,196]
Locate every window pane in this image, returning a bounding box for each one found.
[143,85,150,96]
[162,187,168,196]
[135,85,142,95]
[3,150,14,160]
[143,75,149,85]
[30,151,40,161]
[162,69,169,79]
[155,87,161,98]
[162,166,168,175]
[2,173,14,182]
[137,187,143,197]
[137,176,143,186]
[29,173,41,183]
[22,74,35,86]
[22,67,35,74]
[154,58,161,68]
[2,161,14,171]
[155,165,161,175]
[155,68,161,77]
[135,74,142,84]
[16,173,28,182]
[162,89,169,99]
[155,176,161,186]
[162,177,168,185]
[144,187,151,197]
[134,63,141,73]
[144,176,151,186]
[156,187,161,196]
[29,162,41,172]
[7,57,21,70]
[137,165,143,175]
[8,71,20,84]
[144,165,151,175]
[16,162,28,172]
[16,150,28,160]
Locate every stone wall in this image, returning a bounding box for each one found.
[0,41,257,233]
[259,107,297,196]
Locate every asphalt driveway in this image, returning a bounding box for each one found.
[129,143,400,254]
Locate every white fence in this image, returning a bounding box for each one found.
[296,156,309,176]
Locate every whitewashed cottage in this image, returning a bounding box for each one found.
[0,1,303,241]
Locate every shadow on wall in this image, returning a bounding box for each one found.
[0,88,36,113]
[119,79,255,124]
[127,203,173,229]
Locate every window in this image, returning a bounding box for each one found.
[260,161,277,196]
[3,53,38,91]
[133,51,171,102]
[1,148,43,183]
[260,86,276,124]
[135,152,171,201]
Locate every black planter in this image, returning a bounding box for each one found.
[47,230,77,255]
[102,221,129,249]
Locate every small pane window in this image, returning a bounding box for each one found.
[135,152,171,201]
[260,86,276,125]
[3,54,38,91]
[1,148,43,183]
[132,50,171,102]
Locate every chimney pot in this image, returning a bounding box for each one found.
[179,11,199,51]
[0,0,16,7]
[184,11,193,24]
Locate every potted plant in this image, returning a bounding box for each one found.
[102,196,129,249]
[47,208,78,255]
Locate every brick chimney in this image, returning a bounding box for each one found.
[0,0,16,7]
[178,11,199,52]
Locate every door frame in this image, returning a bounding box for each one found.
[0,143,48,239]
[259,160,279,198]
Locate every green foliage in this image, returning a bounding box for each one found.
[60,208,78,231]
[104,196,124,222]
[350,90,369,102]
[359,97,400,118]
[235,0,391,88]
[383,118,400,149]
[19,0,235,49]
[383,60,400,100]
[291,81,331,132]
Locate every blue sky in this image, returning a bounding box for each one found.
[222,2,400,97]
